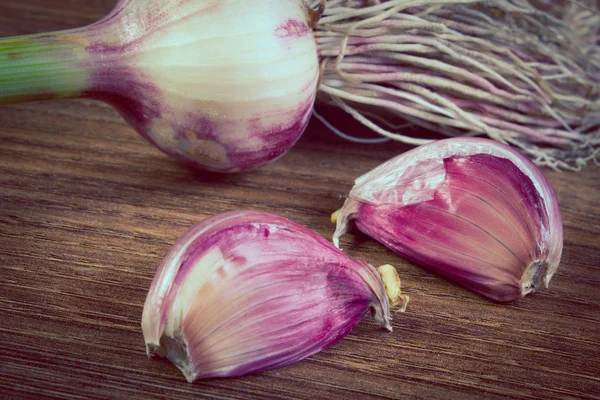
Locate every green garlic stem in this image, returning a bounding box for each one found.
[0,31,89,104]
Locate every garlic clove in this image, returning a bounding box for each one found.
[142,211,406,381]
[333,138,563,302]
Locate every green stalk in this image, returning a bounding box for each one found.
[0,31,90,104]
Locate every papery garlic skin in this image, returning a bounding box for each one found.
[142,211,399,381]
[333,138,563,302]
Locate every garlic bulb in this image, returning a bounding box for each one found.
[142,211,407,381]
[333,138,563,302]
[0,0,319,172]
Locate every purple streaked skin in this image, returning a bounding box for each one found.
[275,19,311,39]
[333,138,563,303]
[356,155,545,301]
[85,66,316,172]
[142,211,392,381]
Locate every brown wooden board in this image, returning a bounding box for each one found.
[1,1,599,399]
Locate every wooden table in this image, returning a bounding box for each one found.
[1,1,599,399]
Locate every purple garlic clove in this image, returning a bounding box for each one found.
[142,211,407,381]
[333,138,563,303]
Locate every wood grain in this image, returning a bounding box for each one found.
[1,2,599,399]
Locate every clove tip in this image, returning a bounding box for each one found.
[521,260,550,296]
[331,209,341,224]
[377,264,409,312]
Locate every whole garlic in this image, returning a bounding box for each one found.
[333,138,563,302]
[142,211,407,381]
[0,0,319,172]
